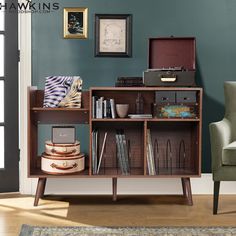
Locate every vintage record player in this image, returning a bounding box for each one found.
[143,37,196,87]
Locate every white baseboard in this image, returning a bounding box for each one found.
[21,174,236,195]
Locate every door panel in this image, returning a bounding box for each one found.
[0,80,4,122]
[0,1,4,31]
[0,126,4,169]
[0,35,4,76]
[0,0,19,192]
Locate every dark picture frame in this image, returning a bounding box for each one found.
[64,7,88,39]
[95,14,132,57]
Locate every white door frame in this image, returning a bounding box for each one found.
[18,3,35,194]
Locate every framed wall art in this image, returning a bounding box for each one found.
[95,14,132,57]
[64,7,88,39]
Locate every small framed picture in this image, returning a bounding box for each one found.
[95,14,132,57]
[64,7,88,39]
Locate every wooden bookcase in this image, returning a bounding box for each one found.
[28,86,202,206]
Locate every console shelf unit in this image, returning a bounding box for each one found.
[28,86,202,206]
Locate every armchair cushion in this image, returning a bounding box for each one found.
[223,141,236,165]
[209,118,232,171]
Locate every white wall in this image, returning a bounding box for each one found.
[18,6,236,196]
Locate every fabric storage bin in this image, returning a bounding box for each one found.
[155,91,176,104]
[176,91,196,103]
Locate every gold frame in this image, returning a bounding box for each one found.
[63,7,88,39]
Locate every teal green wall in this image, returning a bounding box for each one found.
[32,0,236,172]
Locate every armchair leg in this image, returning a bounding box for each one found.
[213,181,220,214]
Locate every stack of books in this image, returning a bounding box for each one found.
[146,129,156,175]
[115,129,130,175]
[115,77,144,87]
[92,96,116,119]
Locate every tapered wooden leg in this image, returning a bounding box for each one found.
[34,178,47,206]
[112,178,117,201]
[213,181,220,215]
[40,178,47,198]
[182,178,193,205]
[185,178,193,205]
[181,178,187,197]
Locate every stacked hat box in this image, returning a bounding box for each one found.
[41,140,85,174]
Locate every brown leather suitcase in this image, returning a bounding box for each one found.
[143,37,196,87]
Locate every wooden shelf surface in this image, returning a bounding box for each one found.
[91,87,203,91]
[156,168,198,176]
[29,168,199,178]
[92,118,145,122]
[94,167,144,176]
[92,118,200,122]
[32,107,89,111]
[31,108,89,124]
[29,168,90,178]
[147,118,200,122]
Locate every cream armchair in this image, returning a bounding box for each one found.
[209,81,236,214]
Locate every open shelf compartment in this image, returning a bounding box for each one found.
[91,88,202,121]
[28,86,90,178]
[91,121,144,176]
[28,87,90,124]
[146,121,200,176]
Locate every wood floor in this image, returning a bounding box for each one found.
[1,194,236,236]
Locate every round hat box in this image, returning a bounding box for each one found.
[45,140,80,156]
[41,153,85,174]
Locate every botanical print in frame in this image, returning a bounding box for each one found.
[64,7,88,39]
[95,14,132,57]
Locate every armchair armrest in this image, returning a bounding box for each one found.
[209,118,232,171]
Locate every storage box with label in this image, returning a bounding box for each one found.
[143,37,196,87]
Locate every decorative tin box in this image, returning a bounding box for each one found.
[41,153,85,174]
[45,140,80,156]
[154,91,198,118]
[52,126,75,144]
[143,37,196,87]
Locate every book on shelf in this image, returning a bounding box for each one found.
[92,130,108,174]
[147,129,156,175]
[115,77,144,87]
[116,129,130,175]
[92,129,98,174]
[92,96,114,119]
[103,100,107,118]
[95,100,100,119]
[92,96,96,118]
[118,131,127,174]
[128,114,153,119]
[115,133,123,173]
[97,132,108,174]
[110,99,116,119]
[98,97,104,118]
[121,131,130,173]
[154,139,159,173]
